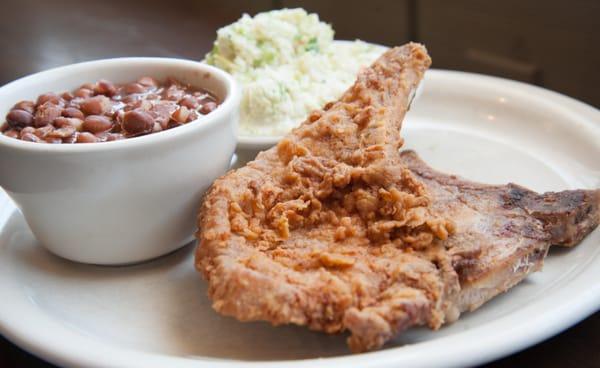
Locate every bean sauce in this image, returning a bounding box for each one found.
[0,77,220,144]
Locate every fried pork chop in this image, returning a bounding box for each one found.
[195,43,600,352]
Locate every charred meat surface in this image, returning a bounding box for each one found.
[398,150,599,314]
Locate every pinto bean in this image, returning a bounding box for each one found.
[122,110,154,135]
[82,115,113,133]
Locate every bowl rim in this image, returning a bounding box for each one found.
[0,57,240,153]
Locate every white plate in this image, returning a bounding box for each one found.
[1,70,599,368]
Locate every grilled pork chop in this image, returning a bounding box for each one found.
[196,43,600,352]
[398,150,600,316]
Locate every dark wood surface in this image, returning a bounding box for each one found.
[0,1,598,366]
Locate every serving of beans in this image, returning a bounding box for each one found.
[0,77,220,144]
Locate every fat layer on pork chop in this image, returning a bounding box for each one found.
[195,43,600,352]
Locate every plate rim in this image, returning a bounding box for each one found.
[0,69,599,368]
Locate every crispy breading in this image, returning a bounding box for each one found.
[196,44,455,352]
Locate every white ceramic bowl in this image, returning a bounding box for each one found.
[0,58,240,265]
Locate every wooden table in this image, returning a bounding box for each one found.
[0,1,598,366]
